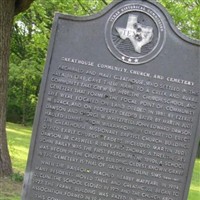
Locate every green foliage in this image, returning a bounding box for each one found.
[158,0,200,40]
[10,172,23,182]
[7,61,41,124]
[7,0,199,124]
[7,0,112,124]
[8,2,49,124]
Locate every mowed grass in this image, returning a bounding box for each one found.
[6,123,32,172]
[188,159,200,199]
[0,122,199,200]
[0,123,32,200]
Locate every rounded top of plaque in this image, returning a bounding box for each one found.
[105,2,166,65]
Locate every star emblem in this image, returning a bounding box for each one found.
[134,58,139,63]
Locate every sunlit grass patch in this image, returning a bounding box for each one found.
[6,122,32,173]
[188,159,200,200]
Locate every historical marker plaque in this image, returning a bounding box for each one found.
[22,1,200,200]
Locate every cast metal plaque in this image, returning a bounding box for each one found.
[22,0,200,200]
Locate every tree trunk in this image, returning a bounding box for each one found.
[0,0,15,176]
[15,0,34,15]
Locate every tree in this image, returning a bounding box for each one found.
[0,0,34,176]
[158,0,200,40]
[8,3,49,125]
[7,0,112,125]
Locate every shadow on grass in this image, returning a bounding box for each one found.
[0,176,22,200]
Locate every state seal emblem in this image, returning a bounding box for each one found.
[105,4,166,64]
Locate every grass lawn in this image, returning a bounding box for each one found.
[188,159,200,199]
[6,123,32,172]
[0,123,32,200]
[0,122,199,200]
